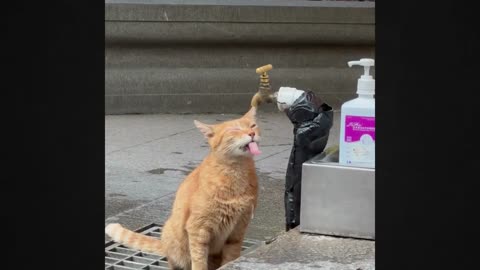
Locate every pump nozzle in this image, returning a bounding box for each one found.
[348,58,375,96]
[348,58,374,77]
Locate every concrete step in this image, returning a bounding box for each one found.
[106,21,374,45]
[106,90,356,114]
[105,67,366,114]
[105,45,374,69]
[105,0,375,46]
[219,228,375,270]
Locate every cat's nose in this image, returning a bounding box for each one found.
[248,131,255,138]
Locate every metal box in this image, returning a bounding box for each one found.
[299,152,375,239]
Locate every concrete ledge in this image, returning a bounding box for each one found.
[106,0,375,45]
[106,92,354,114]
[105,67,366,95]
[106,22,374,45]
[105,45,375,68]
[105,67,371,114]
[106,0,375,23]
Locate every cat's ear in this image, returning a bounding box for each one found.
[243,106,257,120]
[194,120,214,139]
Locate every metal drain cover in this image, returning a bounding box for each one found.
[105,223,263,269]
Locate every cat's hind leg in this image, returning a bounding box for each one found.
[165,241,192,270]
[207,253,222,270]
[167,259,186,270]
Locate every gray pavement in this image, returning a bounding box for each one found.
[105,110,374,268]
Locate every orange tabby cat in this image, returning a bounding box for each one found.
[105,107,261,270]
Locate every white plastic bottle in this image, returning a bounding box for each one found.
[339,58,375,168]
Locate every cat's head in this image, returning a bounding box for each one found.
[194,107,261,157]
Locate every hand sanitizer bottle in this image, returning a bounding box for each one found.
[339,58,375,168]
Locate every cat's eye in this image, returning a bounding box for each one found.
[250,124,257,128]
[226,127,241,132]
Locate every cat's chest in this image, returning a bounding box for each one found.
[218,171,258,193]
[216,197,254,228]
[215,193,255,207]
[213,192,255,217]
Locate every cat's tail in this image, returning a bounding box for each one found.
[105,223,164,255]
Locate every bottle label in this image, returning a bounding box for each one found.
[344,115,375,165]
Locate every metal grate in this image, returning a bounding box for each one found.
[105,223,263,270]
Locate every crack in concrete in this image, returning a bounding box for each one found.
[105,191,176,222]
[257,143,291,147]
[106,127,196,155]
[255,147,291,163]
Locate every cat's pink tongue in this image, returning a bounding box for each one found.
[248,142,261,156]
